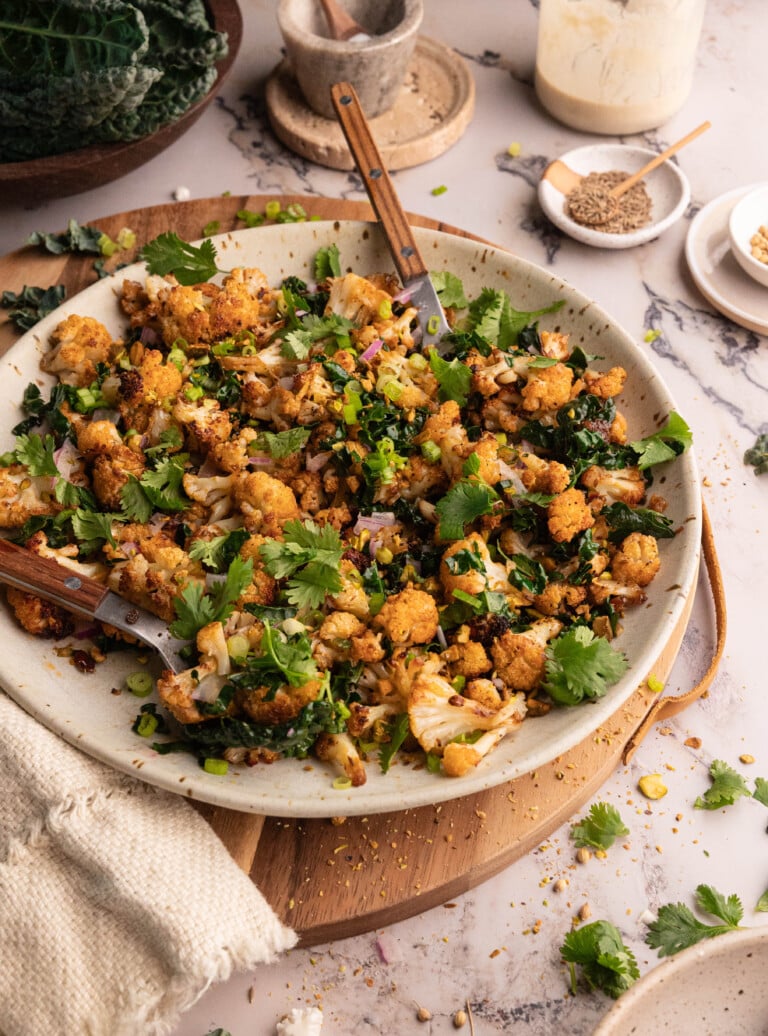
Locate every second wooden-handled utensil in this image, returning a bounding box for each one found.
[0,538,191,673]
[330,81,452,353]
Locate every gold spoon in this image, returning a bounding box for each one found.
[543,120,711,226]
[318,0,370,41]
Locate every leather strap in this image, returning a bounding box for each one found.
[622,503,726,763]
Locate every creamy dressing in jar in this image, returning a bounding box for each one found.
[534,0,706,134]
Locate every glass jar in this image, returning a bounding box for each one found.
[534,0,707,135]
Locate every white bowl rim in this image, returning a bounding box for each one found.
[727,182,768,282]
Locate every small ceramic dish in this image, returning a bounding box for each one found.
[538,144,690,250]
[727,182,768,288]
[593,926,768,1035]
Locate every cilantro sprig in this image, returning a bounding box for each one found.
[140,232,225,286]
[169,556,253,641]
[571,802,629,851]
[543,626,628,706]
[561,920,639,999]
[694,758,765,810]
[260,519,344,611]
[435,480,499,540]
[630,412,693,470]
[645,885,744,957]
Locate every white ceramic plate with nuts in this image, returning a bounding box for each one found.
[538,144,690,250]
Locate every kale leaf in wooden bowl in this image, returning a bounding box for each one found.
[0,0,242,203]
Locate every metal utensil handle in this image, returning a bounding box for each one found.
[0,537,108,617]
[330,81,428,284]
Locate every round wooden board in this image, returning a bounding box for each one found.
[265,37,475,171]
[0,195,693,945]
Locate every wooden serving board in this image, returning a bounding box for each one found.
[0,195,713,946]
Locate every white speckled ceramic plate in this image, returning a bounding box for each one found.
[685,184,768,336]
[0,222,701,818]
[593,926,768,1035]
[538,144,690,250]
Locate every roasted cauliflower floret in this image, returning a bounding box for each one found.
[583,366,627,399]
[408,671,527,775]
[172,397,233,454]
[182,473,234,524]
[5,587,74,639]
[108,539,204,621]
[442,694,527,777]
[325,272,393,327]
[237,677,323,726]
[233,471,300,536]
[532,581,587,616]
[0,465,65,527]
[610,532,660,587]
[41,314,114,386]
[439,533,510,597]
[518,452,570,495]
[373,587,439,645]
[314,731,367,786]
[441,640,492,679]
[75,420,146,510]
[521,361,573,413]
[116,348,183,433]
[547,488,595,544]
[539,330,571,361]
[156,621,237,725]
[581,465,646,506]
[491,617,563,692]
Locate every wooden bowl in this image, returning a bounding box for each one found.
[0,0,243,205]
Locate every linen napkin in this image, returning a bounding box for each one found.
[0,691,297,1036]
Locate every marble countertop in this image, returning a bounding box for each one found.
[1,2,766,1034]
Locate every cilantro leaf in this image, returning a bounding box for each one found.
[435,480,499,540]
[169,556,253,640]
[757,888,768,913]
[139,457,189,512]
[378,712,411,774]
[753,777,768,807]
[645,884,743,957]
[744,433,768,476]
[428,347,472,406]
[631,412,693,470]
[246,620,318,688]
[71,509,120,552]
[507,554,547,595]
[120,476,154,523]
[694,759,753,810]
[140,232,221,286]
[571,802,629,851]
[251,427,311,459]
[561,920,639,999]
[467,287,564,350]
[14,433,57,476]
[189,529,249,573]
[430,271,468,310]
[260,519,344,611]
[314,243,342,280]
[543,626,628,706]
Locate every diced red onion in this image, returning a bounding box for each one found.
[436,626,447,649]
[74,625,100,640]
[279,376,295,390]
[247,455,272,466]
[375,933,400,963]
[196,456,219,478]
[140,326,158,345]
[392,288,414,304]
[120,540,139,556]
[352,512,396,535]
[306,451,331,473]
[359,338,384,362]
[53,440,81,480]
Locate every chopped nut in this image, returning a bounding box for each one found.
[740,754,755,764]
[576,847,591,864]
[453,1009,468,1028]
[416,1006,432,1022]
[553,878,569,892]
[638,774,668,800]
[684,736,702,749]
[578,902,592,921]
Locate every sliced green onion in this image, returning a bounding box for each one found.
[184,384,204,401]
[202,220,220,236]
[167,348,186,370]
[408,352,428,371]
[116,227,136,249]
[431,185,448,196]
[451,675,466,692]
[241,343,257,355]
[378,298,393,320]
[332,776,352,790]
[421,440,441,463]
[135,712,158,738]
[265,200,281,220]
[426,315,440,335]
[203,758,229,775]
[382,380,403,402]
[126,671,154,697]
[227,634,250,663]
[647,674,665,694]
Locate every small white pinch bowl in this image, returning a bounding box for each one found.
[538,143,690,250]
[727,182,768,288]
[593,926,768,1036]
